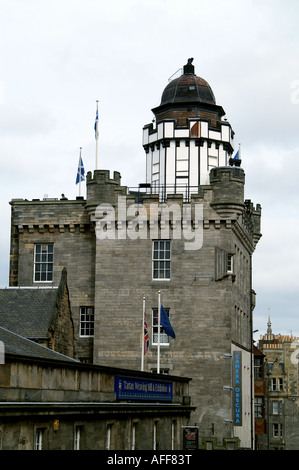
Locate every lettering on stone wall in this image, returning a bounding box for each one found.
[232,350,242,426]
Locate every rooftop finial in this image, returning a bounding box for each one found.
[183,58,195,75]
[267,308,272,336]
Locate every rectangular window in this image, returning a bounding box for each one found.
[254,397,264,418]
[278,378,283,391]
[272,401,282,415]
[79,307,95,337]
[254,357,262,379]
[153,240,171,280]
[271,378,276,391]
[34,244,54,282]
[271,378,283,392]
[152,308,170,345]
[273,423,283,438]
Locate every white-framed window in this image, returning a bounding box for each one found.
[215,248,234,280]
[152,240,171,280]
[272,401,282,415]
[254,396,264,418]
[271,377,283,392]
[79,307,95,337]
[152,308,170,345]
[273,423,283,438]
[34,243,54,282]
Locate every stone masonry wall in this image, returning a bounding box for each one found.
[9,199,96,361]
[92,186,255,443]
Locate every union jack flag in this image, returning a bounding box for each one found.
[144,315,149,355]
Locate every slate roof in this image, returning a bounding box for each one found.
[0,326,78,363]
[0,287,59,339]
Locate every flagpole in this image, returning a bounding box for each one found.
[95,100,99,170]
[157,291,161,374]
[141,297,145,371]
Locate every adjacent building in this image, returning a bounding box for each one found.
[258,315,299,450]
[8,59,262,449]
[253,344,267,449]
[0,326,193,450]
[0,267,74,357]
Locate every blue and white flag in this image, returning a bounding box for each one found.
[161,305,175,338]
[76,156,85,184]
[233,150,239,160]
[94,108,99,140]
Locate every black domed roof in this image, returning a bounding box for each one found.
[160,59,216,107]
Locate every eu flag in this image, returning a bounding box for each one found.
[161,305,175,338]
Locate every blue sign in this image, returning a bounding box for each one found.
[115,376,173,401]
[232,351,242,426]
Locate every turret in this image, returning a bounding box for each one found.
[85,170,126,216]
[143,59,235,200]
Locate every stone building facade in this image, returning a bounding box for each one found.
[8,59,262,449]
[0,327,193,450]
[253,345,267,449]
[257,316,299,450]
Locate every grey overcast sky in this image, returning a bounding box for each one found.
[0,0,298,341]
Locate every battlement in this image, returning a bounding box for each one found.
[86,169,121,186]
[260,333,299,344]
[86,169,127,211]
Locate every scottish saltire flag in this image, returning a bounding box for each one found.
[161,305,175,338]
[94,109,99,140]
[76,156,85,184]
[144,315,149,355]
[233,150,239,160]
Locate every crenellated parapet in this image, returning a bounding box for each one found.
[86,169,127,216]
[209,166,245,215]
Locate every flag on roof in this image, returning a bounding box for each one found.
[161,305,175,338]
[76,155,85,184]
[94,108,99,140]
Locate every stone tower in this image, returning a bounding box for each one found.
[8,59,262,449]
[90,60,262,448]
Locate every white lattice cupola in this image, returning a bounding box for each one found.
[143,58,235,200]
